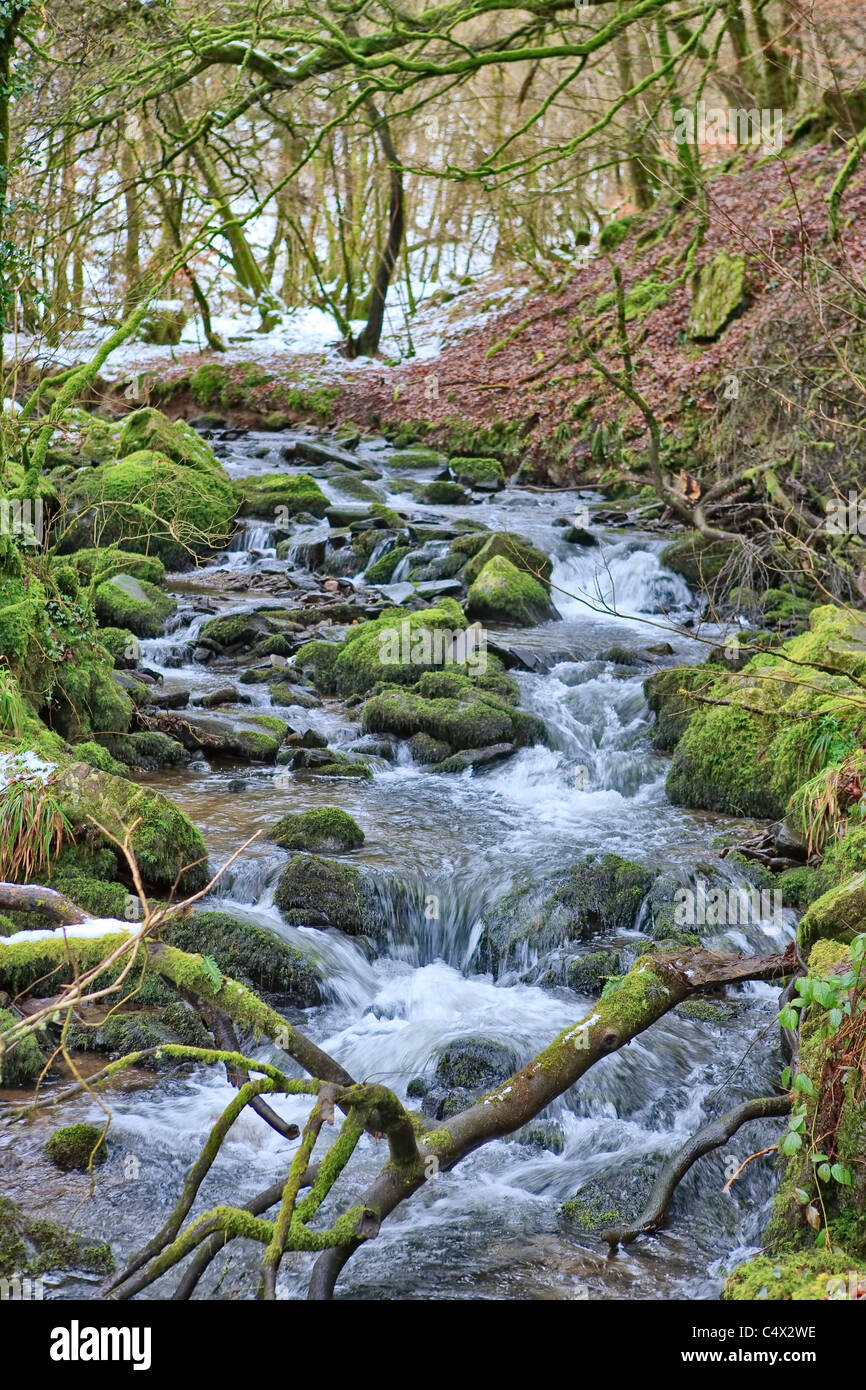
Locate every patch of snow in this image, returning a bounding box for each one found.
[0,751,57,789]
[6,918,136,944]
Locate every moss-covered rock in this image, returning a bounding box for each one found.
[460,531,552,588]
[0,1008,47,1086]
[118,408,222,475]
[327,598,469,697]
[659,531,737,587]
[53,761,208,893]
[45,1122,107,1172]
[269,807,364,852]
[723,1251,865,1301]
[449,456,505,491]
[797,874,866,955]
[233,472,328,519]
[0,1196,114,1277]
[162,911,321,1004]
[61,453,237,569]
[687,251,746,341]
[362,681,545,752]
[274,854,381,936]
[387,448,447,470]
[63,547,166,588]
[478,854,652,974]
[419,480,469,505]
[93,573,176,638]
[365,546,413,584]
[466,555,558,626]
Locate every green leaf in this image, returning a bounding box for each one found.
[781,1132,803,1156]
[201,954,223,993]
[778,1008,799,1030]
[780,1066,791,1089]
[829,1008,843,1031]
[831,1163,852,1186]
[793,1188,811,1205]
[793,1073,816,1096]
[818,1163,831,1183]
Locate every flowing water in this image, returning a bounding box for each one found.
[0,428,794,1301]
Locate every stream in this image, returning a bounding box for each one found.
[1,426,796,1301]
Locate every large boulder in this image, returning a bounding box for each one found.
[274,854,383,937]
[118,408,222,474]
[687,251,746,341]
[233,472,328,519]
[93,572,176,638]
[478,854,653,975]
[163,911,322,1005]
[61,453,237,569]
[269,807,364,852]
[466,555,558,626]
[53,761,209,893]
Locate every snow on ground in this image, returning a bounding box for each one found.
[2,267,533,383]
[0,751,57,789]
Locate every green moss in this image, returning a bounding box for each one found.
[362,684,543,752]
[93,573,176,638]
[449,456,505,490]
[118,408,222,475]
[162,912,321,1003]
[61,453,237,569]
[667,701,783,818]
[688,251,746,340]
[329,598,468,697]
[723,1251,862,1301]
[365,546,413,584]
[387,448,447,470]
[234,472,328,519]
[65,547,166,587]
[0,1008,47,1086]
[53,761,208,893]
[419,481,469,505]
[466,555,556,626]
[45,1123,107,1172]
[292,639,341,691]
[0,1196,114,1277]
[460,531,552,588]
[274,855,375,935]
[797,873,866,955]
[270,807,364,852]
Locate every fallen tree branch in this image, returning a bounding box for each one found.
[600,1094,792,1247]
[0,883,86,925]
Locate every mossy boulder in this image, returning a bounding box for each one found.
[466,555,558,626]
[269,807,364,852]
[93,573,176,638]
[450,456,505,491]
[723,1251,865,1301]
[64,1004,213,1065]
[53,761,208,893]
[460,531,552,588]
[387,448,447,470]
[163,911,321,1004]
[62,453,237,569]
[663,606,866,817]
[118,407,221,475]
[420,481,469,505]
[274,855,382,937]
[365,546,413,584]
[0,1196,113,1277]
[687,251,747,341]
[63,547,166,588]
[797,874,866,955]
[434,1037,517,1090]
[45,1122,107,1172]
[362,681,545,753]
[327,598,469,697]
[0,1008,47,1086]
[233,472,328,519]
[478,854,652,974]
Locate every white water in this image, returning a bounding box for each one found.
[1,428,793,1301]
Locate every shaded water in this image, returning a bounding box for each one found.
[0,428,793,1300]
